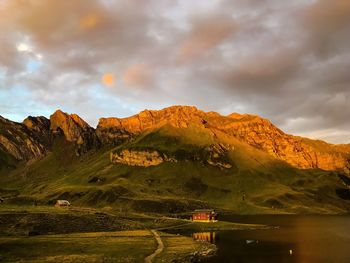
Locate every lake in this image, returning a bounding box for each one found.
[178,215,350,263]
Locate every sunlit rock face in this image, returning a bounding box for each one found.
[0,116,47,162]
[212,114,350,171]
[110,149,166,167]
[99,105,350,172]
[110,143,232,169]
[96,106,208,145]
[50,110,100,154]
[1,106,349,171]
[50,110,89,142]
[97,106,205,133]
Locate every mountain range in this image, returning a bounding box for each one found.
[1,106,350,214]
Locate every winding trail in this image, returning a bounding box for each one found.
[145,230,164,263]
[155,222,193,231]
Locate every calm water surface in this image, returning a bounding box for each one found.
[176,215,350,263]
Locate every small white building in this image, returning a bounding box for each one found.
[55,200,71,207]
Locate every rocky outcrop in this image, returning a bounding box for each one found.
[50,110,88,141]
[0,116,47,162]
[23,116,51,146]
[23,116,50,133]
[206,143,233,169]
[96,106,206,144]
[99,106,350,171]
[0,110,101,165]
[1,106,349,171]
[110,143,233,169]
[110,149,171,167]
[50,110,100,154]
[95,122,133,145]
[98,106,203,133]
[213,114,350,171]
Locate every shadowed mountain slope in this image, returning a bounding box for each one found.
[0,116,48,167]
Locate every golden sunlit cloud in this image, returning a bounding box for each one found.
[80,14,99,29]
[102,73,114,87]
[122,64,152,87]
[177,16,235,63]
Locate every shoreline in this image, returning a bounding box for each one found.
[0,229,217,263]
[0,206,271,262]
[6,205,350,262]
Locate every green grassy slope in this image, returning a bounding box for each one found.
[1,125,349,214]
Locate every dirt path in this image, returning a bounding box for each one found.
[145,230,164,263]
[155,222,193,231]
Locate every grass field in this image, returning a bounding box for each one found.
[0,230,155,262]
[2,101,349,263]
[1,125,349,218]
[0,229,218,263]
[0,203,265,262]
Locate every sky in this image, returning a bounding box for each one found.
[0,0,349,144]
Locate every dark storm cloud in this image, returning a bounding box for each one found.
[0,0,349,143]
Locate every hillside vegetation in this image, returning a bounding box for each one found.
[1,106,350,214]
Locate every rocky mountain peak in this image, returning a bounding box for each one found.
[50,110,99,153]
[97,106,350,172]
[70,114,89,129]
[1,106,349,172]
[23,116,51,146]
[96,105,207,144]
[23,116,50,133]
[227,112,243,119]
[98,105,205,132]
[0,116,47,162]
[50,110,89,141]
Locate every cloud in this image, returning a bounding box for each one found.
[218,48,302,95]
[298,0,350,60]
[80,13,100,29]
[0,0,349,144]
[122,64,153,87]
[177,14,236,63]
[302,0,350,36]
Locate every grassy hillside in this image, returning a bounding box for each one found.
[1,125,350,215]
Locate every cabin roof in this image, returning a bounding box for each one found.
[193,209,215,213]
[56,200,70,203]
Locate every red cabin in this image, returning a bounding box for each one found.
[191,209,217,222]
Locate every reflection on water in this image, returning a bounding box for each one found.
[192,232,216,243]
[166,215,350,262]
[191,215,350,263]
